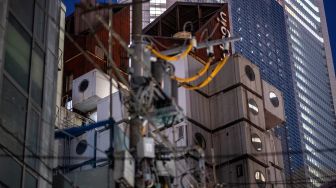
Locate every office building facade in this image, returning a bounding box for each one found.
[283,0,336,187]
[230,0,336,187]
[317,0,336,114]
[143,0,336,186]
[0,0,65,187]
[229,0,298,186]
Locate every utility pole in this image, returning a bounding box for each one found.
[127,3,242,186]
[130,0,150,187]
[130,0,143,154]
[131,0,144,76]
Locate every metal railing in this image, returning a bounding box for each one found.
[55,105,95,129]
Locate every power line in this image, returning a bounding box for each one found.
[5,1,330,188]
[215,173,336,186]
[41,0,177,159]
[2,144,336,159]
[79,0,150,14]
[1,1,203,187]
[0,123,54,186]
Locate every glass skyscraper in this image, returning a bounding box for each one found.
[230,0,336,187]
[283,0,336,187]
[144,0,336,186]
[229,0,299,186]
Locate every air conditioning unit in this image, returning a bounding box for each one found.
[97,91,128,122]
[69,130,95,169]
[114,150,135,187]
[267,165,285,188]
[208,53,262,96]
[72,69,118,112]
[262,80,285,130]
[212,121,267,166]
[95,124,129,166]
[265,132,284,169]
[210,86,266,131]
[95,128,110,166]
[216,158,267,188]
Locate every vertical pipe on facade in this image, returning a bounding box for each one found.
[108,2,115,188]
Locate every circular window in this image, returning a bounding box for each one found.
[76,140,88,155]
[248,99,259,115]
[255,171,266,188]
[269,92,279,107]
[251,133,262,151]
[79,79,89,92]
[245,65,255,81]
[194,132,206,150]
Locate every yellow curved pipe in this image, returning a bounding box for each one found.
[171,58,213,83]
[147,43,193,61]
[183,56,230,90]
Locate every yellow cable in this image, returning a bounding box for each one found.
[147,43,193,61]
[183,56,230,90]
[171,58,213,83]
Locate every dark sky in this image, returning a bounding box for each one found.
[324,0,336,74]
[63,0,78,16]
[63,0,116,16]
[63,0,336,74]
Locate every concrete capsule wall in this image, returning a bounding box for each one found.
[171,53,286,187]
[58,51,286,187]
[262,80,285,129]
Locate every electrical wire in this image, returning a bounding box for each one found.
[58,15,189,184]
[59,2,161,154]
[144,19,197,59]
[199,22,219,42]
[144,36,162,51]
[3,94,122,179]
[3,110,336,187]
[39,0,123,90]
[78,5,187,156]
[65,13,197,179]
[30,2,322,188]
[0,125,54,186]
[182,56,230,90]
[172,57,213,83]
[143,35,172,50]
[91,11,152,74]
[1,145,335,160]
[215,173,336,186]
[142,21,194,53]
[77,14,130,90]
[1,2,224,188]
[76,4,187,174]
[147,43,193,62]
[80,0,151,14]
[80,9,133,157]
